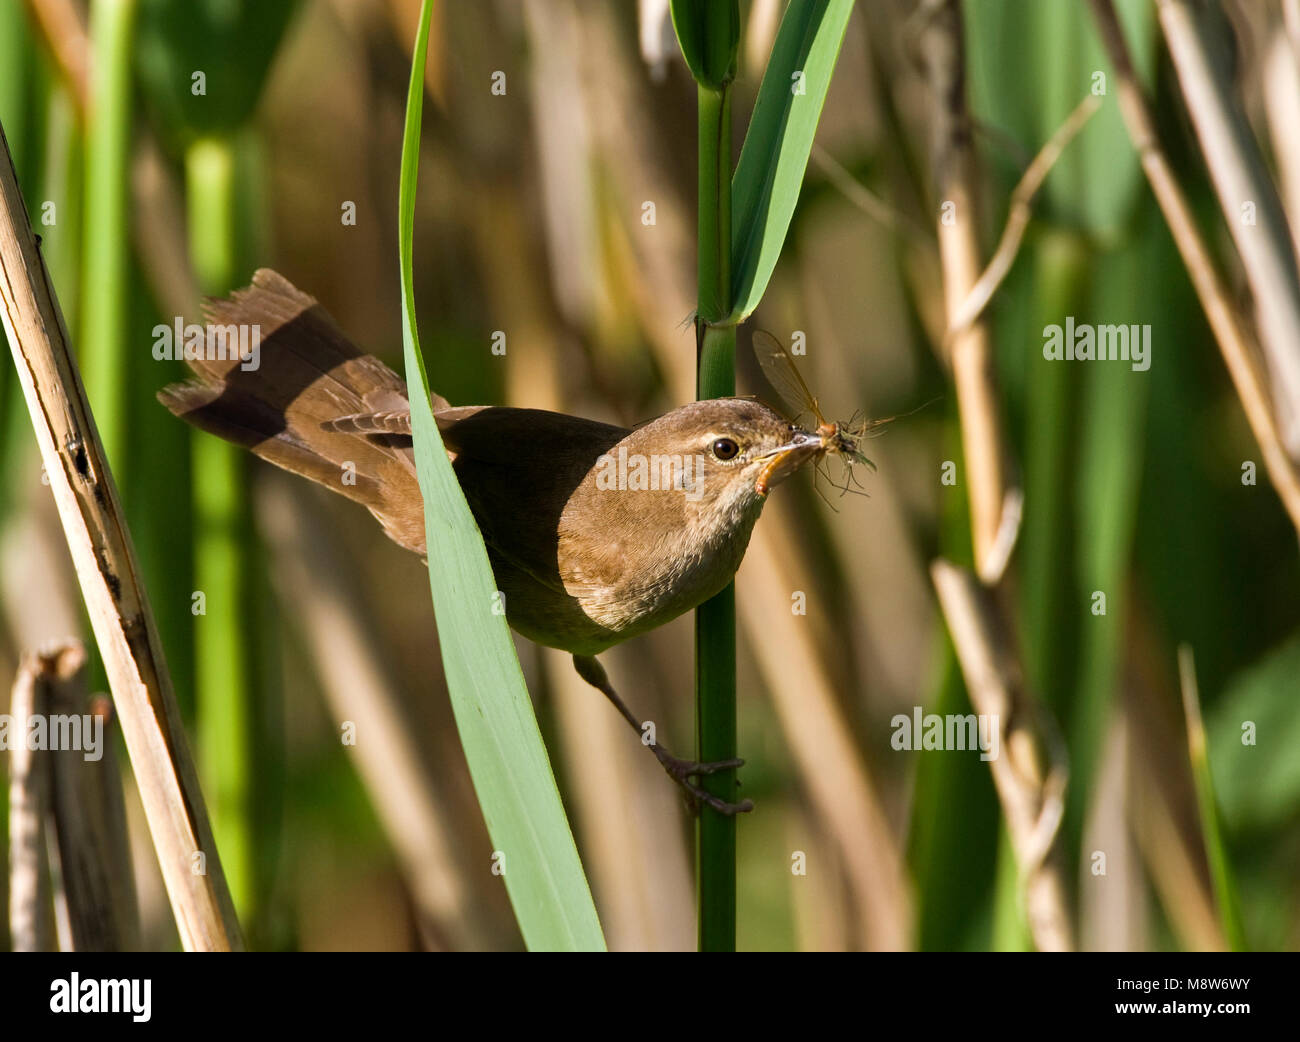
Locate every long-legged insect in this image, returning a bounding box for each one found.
[751,330,886,497]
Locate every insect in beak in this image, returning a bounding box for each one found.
[754,429,826,496]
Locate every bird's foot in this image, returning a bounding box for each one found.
[652,750,754,816]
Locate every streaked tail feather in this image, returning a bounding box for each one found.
[158,269,434,555]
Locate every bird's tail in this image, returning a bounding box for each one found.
[157,268,437,555]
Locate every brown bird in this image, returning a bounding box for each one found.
[159,269,830,814]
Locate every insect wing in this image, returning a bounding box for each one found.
[752,329,823,423]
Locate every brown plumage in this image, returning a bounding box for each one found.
[160,270,830,812]
[159,267,825,655]
[158,269,431,555]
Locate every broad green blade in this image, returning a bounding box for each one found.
[135,0,297,144]
[965,0,1155,238]
[728,0,852,322]
[1209,632,1300,835]
[397,0,604,952]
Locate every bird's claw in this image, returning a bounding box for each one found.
[655,752,754,816]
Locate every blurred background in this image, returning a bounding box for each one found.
[1,0,1298,951]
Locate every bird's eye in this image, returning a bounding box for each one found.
[711,437,740,461]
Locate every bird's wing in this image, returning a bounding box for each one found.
[433,406,629,594]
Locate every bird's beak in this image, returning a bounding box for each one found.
[755,429,824,495]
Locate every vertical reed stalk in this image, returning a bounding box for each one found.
[79,0,135,472]
[694,74,738,953]
[185,134,255,917]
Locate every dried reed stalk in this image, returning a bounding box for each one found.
[931,560,1074,952]
[0,122,242,951]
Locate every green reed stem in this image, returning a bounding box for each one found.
[80,0,135,474]
[186,134,255,918]
[695,80,738,953]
